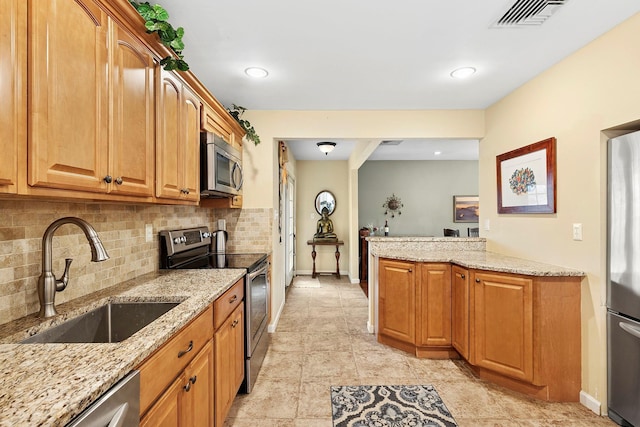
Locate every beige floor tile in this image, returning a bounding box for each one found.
[302,351,359,379]
[436,380,510,419]
[406,357,477,382]
[224,418,295,427]
[353,349,416,379]
[297,381,334,418]
[269,332,306,352]
[308,306,344,318]
[292,418,333,427]
[228,377,300,419]
[304,331,352,353]
[305,317,349,333]
[259,350,304,379]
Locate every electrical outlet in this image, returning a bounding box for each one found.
[145,224,153,242]
[484,219,490,231]
[572,223,583,241]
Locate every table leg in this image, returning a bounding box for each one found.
[311,244,317,278]
[335,244,341,279]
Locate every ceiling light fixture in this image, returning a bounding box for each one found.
[450,67,476,79]
[245,67,269,78]
[317,141,336,155]
[434,151,442,155]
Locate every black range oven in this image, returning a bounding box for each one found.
[159,226,269,394]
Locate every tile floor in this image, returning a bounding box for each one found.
[224,276,615,426]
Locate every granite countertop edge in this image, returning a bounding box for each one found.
[0,268,245,427]
[371,249,585,277]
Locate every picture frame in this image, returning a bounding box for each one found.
[496,137,556,214]
[453,195,479,223]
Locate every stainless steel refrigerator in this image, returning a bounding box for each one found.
[607,129,640,426]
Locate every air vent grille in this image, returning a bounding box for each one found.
[492,0,568,28]
[380,140,403,146]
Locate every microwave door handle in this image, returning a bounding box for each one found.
[232,162,244,190]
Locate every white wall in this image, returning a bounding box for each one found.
[358,160,479,237]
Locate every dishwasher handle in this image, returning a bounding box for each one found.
[619,321,640,339]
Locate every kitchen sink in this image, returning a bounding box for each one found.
[21,301,180,344]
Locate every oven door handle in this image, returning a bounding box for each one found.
[247,264,268,282]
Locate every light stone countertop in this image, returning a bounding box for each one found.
[372,249,584,277]
[0,268,245,427]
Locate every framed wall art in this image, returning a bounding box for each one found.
[496,137,556,214]
[453,195,479,223]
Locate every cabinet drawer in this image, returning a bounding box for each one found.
[138,305,214,415]
[214,278,244,330]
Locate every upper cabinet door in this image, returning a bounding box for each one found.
[181,85,200,202]
[0,0,26,193]
[28,0,109,192]
[109,23,155,197]
[156,70,183,200]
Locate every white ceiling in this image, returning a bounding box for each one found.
[155,0,640,160]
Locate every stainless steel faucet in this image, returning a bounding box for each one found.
[38,217,110,318]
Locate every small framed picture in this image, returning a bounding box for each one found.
[496,137,556,214]
[453,195,479,223]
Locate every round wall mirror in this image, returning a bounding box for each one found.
[315,190,336,216]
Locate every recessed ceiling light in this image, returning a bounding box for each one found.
[434,151,442,155]
[450,67,476,79]
[245,67,269,78]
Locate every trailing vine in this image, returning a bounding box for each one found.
[130,1,189,71]
[227,104,261,146]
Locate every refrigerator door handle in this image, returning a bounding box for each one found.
[619,321,640,339]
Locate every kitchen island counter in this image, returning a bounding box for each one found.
[0,268,245,427]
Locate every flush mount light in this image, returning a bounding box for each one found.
[450,67,476,79]
[317,141,336,155]
[434,151,442,156]
[245,67,269,78]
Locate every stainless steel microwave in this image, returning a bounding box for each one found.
[200,132,243,197]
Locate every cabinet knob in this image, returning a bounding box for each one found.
[183,382,191,392]
[231,319,239,328]
[115,177,123,185]
[181,188,190,195]
[408,268,412,273]
[475,278,481,283]
[461,274,465,279]
[189,375,197,384]
[103,175,112,184]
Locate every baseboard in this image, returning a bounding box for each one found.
[367,320,375,334]
[350,277,359,284]
[267,297,285,333]
[580,390,601,415]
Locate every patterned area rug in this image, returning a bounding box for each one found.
[331,385,458,427]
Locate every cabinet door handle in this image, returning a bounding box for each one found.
[408,268,412,273]
[183,382,191,392]
[229,295,238,304]
[115,177,123,185]
[231,319,239,328]
[177,340,193,358]
[189,375,197,384]
[103,175,112,184]
[459,274,465,279]
[475,278,481,283]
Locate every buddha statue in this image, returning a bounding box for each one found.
[314,207,337,240]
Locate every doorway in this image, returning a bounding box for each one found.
[284,175,296,288]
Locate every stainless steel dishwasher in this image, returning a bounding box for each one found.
[66,370,140,427]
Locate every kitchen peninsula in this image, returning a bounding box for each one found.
[366,236,584,402]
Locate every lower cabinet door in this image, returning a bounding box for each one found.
[416,263,451,347]
[451,266,470,359]
[140,340,214,427]
[378,259,416,345]
[140,376,182,427]
[473,271,534,382]
[215,304,245,427]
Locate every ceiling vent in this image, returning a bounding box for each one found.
[492,0,568,28]
[380,140,403,146]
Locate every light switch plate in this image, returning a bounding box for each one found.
[145,224,153,242]
[484,219,490,231]
[572,223,583,241]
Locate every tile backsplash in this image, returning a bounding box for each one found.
[0,200,272,325]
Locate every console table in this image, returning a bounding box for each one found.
[307,240,344,278]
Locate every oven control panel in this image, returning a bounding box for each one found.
[160,227,212,256]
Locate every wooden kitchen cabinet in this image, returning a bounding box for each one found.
[201,103,241,149]
[108,23,155,197]
[141,340,214,427]
[214,289,245,426]
[155,69,200,202]
[28,0,109,193]
[471,271,534,382]
[451,265,470,360]
[416,263,451,351]
[378,259,416,352]
[0,0,25,194]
